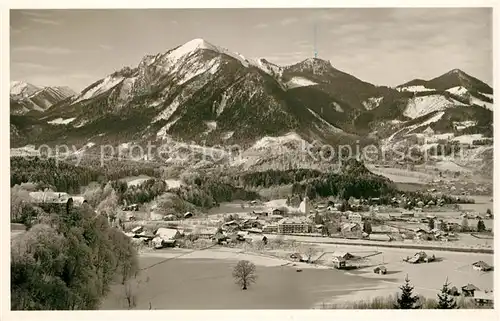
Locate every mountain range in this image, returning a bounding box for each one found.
[10,81,76,115]
[10,38,493,158]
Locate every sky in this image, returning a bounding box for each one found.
[10,8,493,92]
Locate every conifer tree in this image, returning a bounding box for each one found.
[437,278,458,309]
[395,275,421,309]
[477,219,486,232]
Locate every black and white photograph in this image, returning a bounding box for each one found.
[5,3,497,313]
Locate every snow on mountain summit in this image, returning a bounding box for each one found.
[10,81,76,114]
[10,81,40,97]
[167,38,252,68]
[168,38,218,61]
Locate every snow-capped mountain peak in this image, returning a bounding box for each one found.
[168,38,218,61]
[166,38,252,68]
[449,68,465,75]
[10,81,76,114]
[10,81,40,97]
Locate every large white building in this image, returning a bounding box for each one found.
[277,217,312,234]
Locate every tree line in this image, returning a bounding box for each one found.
[10,156,165,196]
[174,173,261,209]
[237,168,322,188]
[11,157,102,194]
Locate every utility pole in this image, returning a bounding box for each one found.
[313,23,317,75]
[314,23,318,59]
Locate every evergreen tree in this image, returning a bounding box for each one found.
[461,217,469,232]
[395,275,421,309]
[477,219,486,232]
[428,218,435,230]
[363,220,372,234]
[437,278,457,309]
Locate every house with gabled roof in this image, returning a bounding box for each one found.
[462,284,480,297]
[472,261,493,272]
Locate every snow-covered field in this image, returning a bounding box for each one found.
[446,86,469,97]
[250,132,307,150]
[385,111,445,143]
[10,145,40,157]
[396,85,434,93]
[323,242,493,305]
[286,77,317,89]
[453,120,477,131]
[177,56,220,85]
[165,179,182,189]
[433,160,472,173]
[307,109,344,133]
[47,117,76,125]
[73,76,124,104]
[362,97,383,110]
[452,134,489,145]
[470,96,493,110]
[403,95,464,119]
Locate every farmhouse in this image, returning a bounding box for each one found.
[153,228,181,248]
[332,256,346,269]
[341,223,362,236]
[472,261,493,272]
[474,291,494,306]
[348,213,362,224]
[405,251,435,264]
[373,266,387,274]
[272,208,284,216]
[462,284,480,297]
[164,214,176,221]
[331,251,355,260]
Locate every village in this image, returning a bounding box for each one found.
[100,191,493,308]
[18,179,494,309]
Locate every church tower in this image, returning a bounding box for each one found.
[299,193,310,216]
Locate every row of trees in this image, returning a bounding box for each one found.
[173,172,261,209]
[428,217,487,233]
[11,204,139,310]
[237,169,322,188]
[291,171,396,201]
[395,276,459,309]
[11,156,166,196]
[10,157,102,194]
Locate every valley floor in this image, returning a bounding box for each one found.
[100,245,493,310]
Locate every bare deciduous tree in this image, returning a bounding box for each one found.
[123,275,149,309]
[232,260,257,290]
[305,247,318,263]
